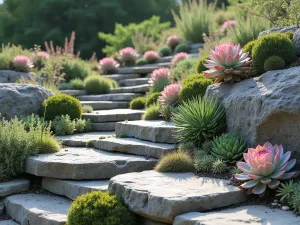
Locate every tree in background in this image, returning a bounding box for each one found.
[0,0,178,59]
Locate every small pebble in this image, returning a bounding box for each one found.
[282,206,290,211]
[271,203,278,206]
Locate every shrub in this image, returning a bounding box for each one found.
[155,151,194,172]
[166,35,181,49]
[136,58,148,66]
[212,159,227,174]
[172,96,226,146]
[171,58,198,81]
[61,59,90,82]
[159,83,182,107]
[194,153,214,172]
[52,115,75,136]
[144,51,160,64]
[69,79,85,90]
[145,92,160,107]
[149,68,170,92]
[171,52,188,67]
[252,33,296,74]
[263,55,285,71]
[58,82,72,90]
[99,58,119,75]
[178,74,213,103]
[67,191,137,225]
[13,55,33,72]
[142,103,161,120]
[172,0,215,43]
[159,46,172,57]
[243,40,257,57]
[82,105,93,113]
[175,43,190,53]
[284,31,294,40]
[130,97,146,109]
[41,93,82,120]
[75,118,92,133]
[119,47,138,66]
[196,55,209,74]
[32,51,49,70]
[84,75,111,94]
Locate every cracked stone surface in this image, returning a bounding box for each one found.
[0,179,30,197]
[109,171,247,223]
[77,93,142,101]
[25,147,157,179]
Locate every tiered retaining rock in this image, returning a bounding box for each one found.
[0,180,30,197]
[119,78,149,87]
[110,84,149,93]
[80,100,129,110]
[77,93,142,101]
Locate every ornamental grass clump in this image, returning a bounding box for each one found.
[144,50,160,64]
[119,47,138,66]
[61,59,90,81]
[235,142,298,196]
[149,68,170,92]
[13,55,33,72]
[158,83,182,107]
[99,57,119,75]
[155,151,194,172]
[171,52,188,67]
[166,35,181,50]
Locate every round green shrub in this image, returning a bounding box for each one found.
[136,58,148,66]
[155,151,194,172]
[61,59,90,82]
[84,75,111,94]
[130,97,146,109]
[41,94,82,121]
[172,58,198,81]
[175,43,190,53]
[145,92,161,107]
[196,55,209,74]
[159,46,172,57]
[67,191,137,225]
[142,103,161,120]
[243,40,257,58]
[252,33,296,74]
[179,74,213,103]
[69,79,85,90]
[263,55,285,71]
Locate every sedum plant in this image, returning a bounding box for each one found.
[166,35,181,50]
[144,50,160,64]
[13,55,33,72]
[149,68,170,93]
[158,83,182,107]
[99,57,119,75]
[276,180,298,202]
[155,151,194,172]
[119,47,138,66]
[171,52,188,67]
[211,133,248,164]
[235,142,298,195]
[203,42,251,83]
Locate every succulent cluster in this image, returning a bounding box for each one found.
[149,67,170,92]
[119,47,138,66]
[144,50,160,64]
[171,52,188,66]
[221,20,236,34]
[203,42,251,83]
[167,35,181,49]
[99,57,119,74]
[158,83,182,107]
[13,55,33,72]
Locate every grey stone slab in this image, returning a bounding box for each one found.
[115,120,176,143]
[119,78,149,87]
[173,206,300,225]
[118,63,170,74]
[83,109,144,123]
[91,122,116,131]
[4,194,70,225]
[0,180,30,197]
[59,89,87,96]
[0,201,4,216]
[0,220,19,225]
[110,84,149,93]
[42,178,109,200]
[109,171,247,224]
[102,73,141,81]
[80,100,129,110]
[77,93,142,101]
[93,137,174,158]
[25,147,157,180]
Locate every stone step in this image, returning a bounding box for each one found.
[115,120,176,144]
[56,131,114,147]
[0,220,19,225]
[42,178,109,200]
[173,206,300,225]
[4,194,70,225]
[118,63,170,74]
[81,100,129,110]
[83,109,144,123]
[91,122,116,131]
[0,180,30,197]
[93,137,174,158]
[59,89,87,96]
[110,84,149,94]
[102,73,141,81]
[25,147,157,180]
[77,93,142,101]
[0,201,4,216]
[119,78,149,87]
[109,171,247,224]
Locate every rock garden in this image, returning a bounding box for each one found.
[1,0,300,224]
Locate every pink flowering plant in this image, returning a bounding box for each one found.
[235,142,298,196]
[149,68,170,92]
[167,35,181,49]
[13,55,34,72]
[144,51,160,64]
[221,20,237,35]
[171,52,188,67]
[159,83,182,107]
[119,47,138,66]
[203,42,251,83]
[33,51,49,69]
[99,57,119,75]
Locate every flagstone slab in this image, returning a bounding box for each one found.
[59,90,87,96]
[0,180,30,197]
[77,93,142,101]
[80,100,129,110]
[102,73,141,81]
[119,78,149,87]
[110,84,149,94]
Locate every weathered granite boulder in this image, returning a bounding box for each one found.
[0,84,53,119]
[293,28,300,56]
[258,25,297,38]
[0,70,40,83]
[205,66,300,168]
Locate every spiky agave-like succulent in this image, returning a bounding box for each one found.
[171,52,188,66]
[171,96,226,146]
[235,142,298,195]
[119,47,138,66]
[166,35,181,49]
[144,51,160,64]
[158,83,182,107]
[149,68,170,92]
[211,133,248,164]
[203,42,251,83]
[99,57,119,75]
[13,55,34,72]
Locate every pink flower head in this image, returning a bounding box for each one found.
[235,142,298,195]
[203,42,251,83]
[119,47,138,66]
[171,52,188,66]
[37,51,49,59]
[221,20,237,34]
[13,55,33,72]
[144,51,160,64]
[166,35,181,49]
[158,83,182,107]
[99,57,119,74]
[149,68,170,86]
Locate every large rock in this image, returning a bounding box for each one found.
[0,84,52,119]
[109,171,247,224]
[0,70,40,83]
[293,28,300,56]
[205,67,300,168]
[258,25,297,37]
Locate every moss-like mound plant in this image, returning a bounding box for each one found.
[243,40,257,58]
[61,59,90,82]
[84,75,111,94]
[42,93,82,120]
[159,46,172,57]
[67,191,137,225]
[263,55,285,71]
[171,58,198,81]
[136,58,148,66]
[69,78,85,90]
[142,103,161,120]
[284,31,294,40]
[175,43,190,53]
[155,151,194,172]
[212,159,227,174]
[145,92,160,107]
[130,97,146,109]
[196,55,209,74]
[252,33,296,74]
[179,74,213,103]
